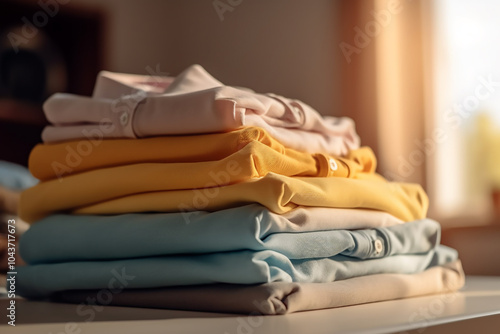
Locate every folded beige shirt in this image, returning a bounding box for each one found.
[52,260,464,315]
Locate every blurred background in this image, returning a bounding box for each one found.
[0,0,498,274]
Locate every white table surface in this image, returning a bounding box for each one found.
[1,276,500,334]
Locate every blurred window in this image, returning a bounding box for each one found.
[429,0,500,222]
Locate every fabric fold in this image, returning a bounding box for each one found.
[50,260,465,315]
[19,206,435,264]
[92,70,174,98]
[16,245,457,299]
[30,128,375,181]
[0,160,38,190]
[19,172,428,223]
[28,142,374,189]
[41,65,360,156]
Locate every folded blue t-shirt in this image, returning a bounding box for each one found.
[16,245,458,298]
[0,160,38,190]
[20,206,440,264]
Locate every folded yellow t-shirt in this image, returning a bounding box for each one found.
[22,141,375,212]
[19,172,428,223]
[29,127,376,181]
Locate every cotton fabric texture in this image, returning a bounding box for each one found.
[16,244,457,298]
[14,64,463,315]
[29,128,374,181]
[19,172,428,223]
[0,160,38,190]
[19,207,435,264]
[41,65,360,156]
[51,260,465,315]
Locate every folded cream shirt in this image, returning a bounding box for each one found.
[41,65,360,156]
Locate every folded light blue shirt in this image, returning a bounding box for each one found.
[16,245,457,298]
[20,206,440,264]
[0,160,38,190]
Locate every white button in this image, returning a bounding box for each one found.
[374,239,383,255]
[329,158,338,171]
[120,112,129,126]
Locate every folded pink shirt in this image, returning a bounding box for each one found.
[42,65,360,155]
[92,70,175,99]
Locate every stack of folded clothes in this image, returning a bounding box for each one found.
[15,65,464,315]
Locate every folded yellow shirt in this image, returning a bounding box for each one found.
[19,172,428,223]
[29,127,376,181]
[22,142,374,216]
